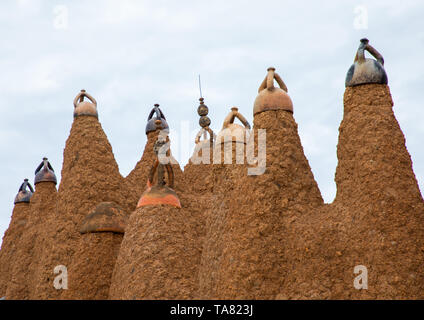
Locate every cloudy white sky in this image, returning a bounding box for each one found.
[1,0,423,243]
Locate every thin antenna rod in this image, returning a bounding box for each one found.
[198,74,203,98]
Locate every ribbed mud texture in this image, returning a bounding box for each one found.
[285,84,424,299]
[6,182,57,300]
[31,116,128,300]
[109,204,201,299]
[125,131,185,210]
[0,203,30,297]
[206,110,323,299]
[61,232,123,300]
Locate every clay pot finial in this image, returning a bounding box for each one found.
[14,178,34,204]
[146,104,169,134]
[73,89,98,119]
[345,38,388,87]
[34,157,57,185]
[216,107,251,145]
[253,67,293,116]
[136,138,181,208]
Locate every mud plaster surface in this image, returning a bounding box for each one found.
[282,84,424,299]
[0,203,30,297]
[6,182,57,299]
[198,111,323,299]
[61,232,123,300]
[197,142,249,298]
[109,204,201,299]
[182,146,215,290]
[79,202,127,234]
[184,145,214,195]
[31,116,128,299]
[183,159,213,231]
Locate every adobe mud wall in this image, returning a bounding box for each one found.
[1,72,423,301]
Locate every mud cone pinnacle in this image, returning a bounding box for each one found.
[197,107,252,299]
[199,68,323,299]
[185,97,215,193]
[7,159,58,300]
[31,91,127,300]
[110,137,200,299]
[286,53,424,299]
[0,180,33,297]
[326,83,424,298]
[182,98,216,299]
[335,84,422,205]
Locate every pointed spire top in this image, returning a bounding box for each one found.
[14,178,34,204]
[34,157,57,185]
[73,89,98,119]
[345,38,387,87]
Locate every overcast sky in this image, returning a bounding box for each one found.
[1,0,423,243]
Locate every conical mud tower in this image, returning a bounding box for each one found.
[201,68,323,299]
[291,39,424,299]
[0,179,33,298]
[110,136,201,299]
[125,104,184,209]
[62,202,127,300]
[31,90,128,299]
[197,107,253,298]
[6,159,58,299]
[183,98,216,285]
